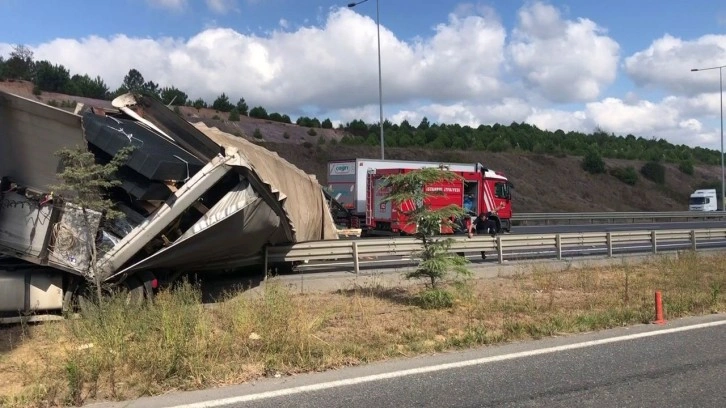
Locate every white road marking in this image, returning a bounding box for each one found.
[166,319,726,408]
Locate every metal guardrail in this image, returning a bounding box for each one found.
[263,228,726,275]
[513,211,726,224]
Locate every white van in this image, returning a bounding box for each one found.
[689,189,718,211]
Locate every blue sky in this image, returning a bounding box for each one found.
[1,0,726,149]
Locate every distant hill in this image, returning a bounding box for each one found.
[1,80,721,213]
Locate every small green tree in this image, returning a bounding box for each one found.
[609,166,638,185]
[53,145,133,300]
[228,108,240,121]
[160,86,189,106]
[212,92,234,112]
[678,160,694,175]
[582,150,606,174]
[192,98,207,110]
[236,98,249,116]
[640,161,666,184]
[253,128,263,139]
[122,68,145,93]
[382,168,470,293]
[249,106,268,119]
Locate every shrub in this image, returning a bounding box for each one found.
[610,166,638,185]
[32,85,42,95]
[582,150,606,174]
[415,289,454,309]
[228,108,240,121]
[253,128,263,139]
[678,160,694,175]
[212,114,221,120]
[173,105,181,115]
[283,132,290,139]
[302,141,313,149]
[640,161,666,184]
[307,128,317,136]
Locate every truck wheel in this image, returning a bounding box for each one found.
[123,272,156,305]
[124,276,146,305]
[63,279,94,315]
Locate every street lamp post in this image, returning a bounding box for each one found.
[348,0,385,160]
[692,64,726,211]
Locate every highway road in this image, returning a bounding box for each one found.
[94,314,726,408]
[510,220,726,234]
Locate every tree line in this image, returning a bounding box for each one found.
[338,118,719,166]
[0,44,719,166]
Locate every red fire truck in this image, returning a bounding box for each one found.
[327,159,513,235]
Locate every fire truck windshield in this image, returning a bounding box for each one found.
[495,182,511,199]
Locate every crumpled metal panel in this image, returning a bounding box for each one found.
[82,112,204,181]
[0,91,84,191]
[111,179,281,275]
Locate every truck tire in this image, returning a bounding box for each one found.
[123,271,156,305]
[124,276,146,305]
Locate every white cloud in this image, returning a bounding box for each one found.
[146,0,237,13]
[0,43,12,57]
[20,7,506,113]
[526,108,588,133]
[583,96,720,146]
[507,2,619,103]
[624,34,726,95]
[586,97,680,135]
[206,0,236,14]
[147,0,187,11]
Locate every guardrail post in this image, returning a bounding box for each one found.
[496,235,504,264]
[263,245,269,281]
[651,230,657,254]
[556,234,562,260]
[352,241,360,275]
[690,230,697,251]
[606,232,613,257]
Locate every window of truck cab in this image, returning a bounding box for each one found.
[494,181,510,199]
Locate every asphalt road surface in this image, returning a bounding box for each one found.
[94,314,726,408]
[514,220,726,234]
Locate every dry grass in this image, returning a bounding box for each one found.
[1,251,725,407]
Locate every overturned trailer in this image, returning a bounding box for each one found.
[0,90,338,319]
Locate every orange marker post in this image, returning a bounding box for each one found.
[653,291,667,325]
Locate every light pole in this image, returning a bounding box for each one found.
[692,64,726,211]
[348,0,385,160]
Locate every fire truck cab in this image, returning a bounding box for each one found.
[327,159,513,236]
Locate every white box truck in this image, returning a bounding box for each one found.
[689,189,717,211]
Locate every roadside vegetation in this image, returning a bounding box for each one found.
[381,167,469,306]
[1,252,724,407]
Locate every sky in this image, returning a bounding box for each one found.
[1,0,726,150]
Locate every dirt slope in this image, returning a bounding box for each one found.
[1,80,719,213]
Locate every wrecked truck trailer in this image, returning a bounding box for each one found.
[0,90,339,321]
